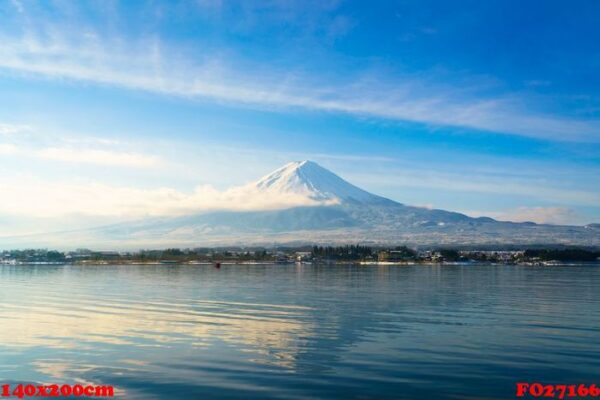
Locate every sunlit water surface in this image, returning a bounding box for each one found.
[1,264,599,399]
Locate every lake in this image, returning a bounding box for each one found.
[0,263,599,399]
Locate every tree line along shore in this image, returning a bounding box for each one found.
[1,245,599,265]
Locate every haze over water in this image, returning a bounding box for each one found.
[1,263,599,399]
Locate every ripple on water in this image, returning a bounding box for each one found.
[0,263,599,399]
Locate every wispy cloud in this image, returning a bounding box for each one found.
[9,0,24,14]
[0,123,31,135]
[348,167,600,207]
[0,8,598,142]
[464,207,584,225]
[0,133,162,168]
[36,147,161,168]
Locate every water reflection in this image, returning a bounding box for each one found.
[0,264,599,399]
[0,289,314,369]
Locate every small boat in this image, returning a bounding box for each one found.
[214,262,221,268]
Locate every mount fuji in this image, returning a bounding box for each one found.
[7,161,599,248]
[250,160,391,205]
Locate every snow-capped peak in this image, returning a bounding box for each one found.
[251,160,384,204]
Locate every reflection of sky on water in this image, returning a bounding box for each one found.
[0,298,313,354]
[0,264,320,398]
[0,267,317,372]
[1,264,599,399]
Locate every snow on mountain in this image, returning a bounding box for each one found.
[249,160,390,204]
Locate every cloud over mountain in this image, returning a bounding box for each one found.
[0,162,346,219]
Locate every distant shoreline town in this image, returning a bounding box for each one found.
[1,245,599,266]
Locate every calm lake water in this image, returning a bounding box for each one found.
[0,263,599,399]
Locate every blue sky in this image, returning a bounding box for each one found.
[0,0,598,234]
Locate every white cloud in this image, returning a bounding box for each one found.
[35,147,161,168]
[0,131,161,168]
[0,143,19,154]
[415,203,434,210]
[62,136,121,146]
[0,123,31,135]
[464,207,582,225]
[0,177,333,219]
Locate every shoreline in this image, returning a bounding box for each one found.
[1,260,598,266]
